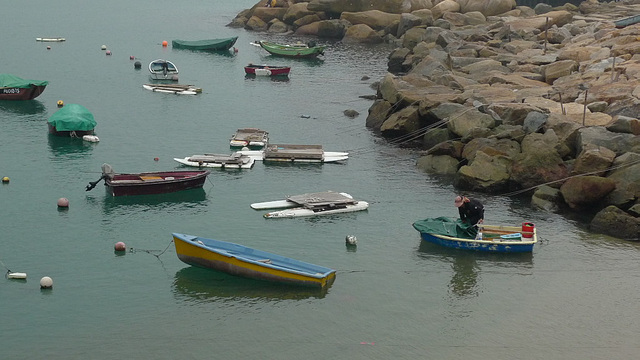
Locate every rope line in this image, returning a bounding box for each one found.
[130,240,174,258]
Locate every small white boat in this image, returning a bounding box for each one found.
[237,144,348,163]
[149,59,179,81]
[174,153,255,169]
[143,84,201,95]
[36,37,65,42]
[252,191,369,218]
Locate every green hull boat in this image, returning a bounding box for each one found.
[258,41,325,58]
[172,37,238,51]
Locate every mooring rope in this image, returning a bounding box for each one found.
[129,240,174,258]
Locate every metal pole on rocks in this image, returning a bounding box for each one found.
[582,89,588,126]
[611,56,616,81]
[544,17,549,54]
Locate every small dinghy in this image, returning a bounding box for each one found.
[148,59,179,81]
[143,84,201,95]
[174,153,255,169]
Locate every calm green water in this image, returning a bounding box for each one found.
[1,1,638,359]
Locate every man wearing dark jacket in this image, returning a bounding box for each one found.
[454,195,484,226]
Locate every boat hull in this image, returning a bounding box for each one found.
[172,37,238,51]
[244,65,290,76]
[105,170,209,196]
[149,60,179,81]
[0,85,47,100]
[413,220,537,253]
[264,201,369,218]
[47,123,94,137]
[173,233,336,288]
[259,41,325,58]
[142,84,199,95]
[173,155,255,169]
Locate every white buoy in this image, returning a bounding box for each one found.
[346,235,357,246]
[7,272,27,279]
[82,135,100,142]
[40,276,53,289]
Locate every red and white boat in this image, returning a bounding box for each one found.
[244,64,290,76]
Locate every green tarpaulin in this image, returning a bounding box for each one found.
[0,73,49,88]
[47,104,96,132]
[413,217,478,239]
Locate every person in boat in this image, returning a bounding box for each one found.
[454,195,484,227]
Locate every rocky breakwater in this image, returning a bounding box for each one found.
[229,0,639,240]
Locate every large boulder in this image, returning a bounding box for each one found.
[317,19,351,38]
[575,126,640,156]
[283,2,316,24]
[604,152,640,208]
[454,151,512,192]
[342,24,383,43]
[571,145,616,176]
[510,133,569,190]
[366,99,393,130]
[559,176,616,210]
[455,0,516,17]
[416,154,460,175]
[341,10,402,30]
[590,206,640,240]
[447,107,496,138]
[431,0,460,20]
[308,0,411,14]
[380,105,421,137]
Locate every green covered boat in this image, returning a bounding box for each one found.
[0,74,48,100]
[258,41,325,58]
[47,104,97,137]
[172,37,238,51]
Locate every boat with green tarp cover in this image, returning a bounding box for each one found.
[258,41,325,58]
[413,217,537,253]
[0,74,48,100]
[47,104,97,137]
[172,37,238,51]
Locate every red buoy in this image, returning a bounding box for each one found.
[114,242,126,252]
[57,198,69,208]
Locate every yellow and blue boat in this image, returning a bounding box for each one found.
[172,233,336,288]
[413,217,537,253]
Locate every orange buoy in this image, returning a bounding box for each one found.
[162,40,168,47]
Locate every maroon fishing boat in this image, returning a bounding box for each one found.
[86,164,210,196]
[244,64,290,76]
[0,74,48,100]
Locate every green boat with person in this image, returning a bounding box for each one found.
[172,36,238,51]
[258,40,325,58]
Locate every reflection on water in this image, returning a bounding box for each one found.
[172,266,330,303]
[96,187,210,216]
[172,48,236,57]
[417,240,534,298]
[244,74,290,83]
[0,99,46,116]
[47,133,97,158]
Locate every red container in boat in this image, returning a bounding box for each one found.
[522,222,535,238]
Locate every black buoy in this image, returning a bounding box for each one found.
[134,61,142,69]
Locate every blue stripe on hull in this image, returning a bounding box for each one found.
[420,233,534,253]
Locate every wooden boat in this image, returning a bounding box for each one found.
[237,144,348,163]
[0,74,48,101]
[149,59,179,81]
[47,104,96,137]
[36,37,65,42]
[229,128,269,149]
[244,64,291,76]
[412,217,537,253]
[614,14,640,28]
[173,153,255,169]
[143,84,201,95]
[258,40,325,58]
[172,36,238,51]
[173,233,336,288]
[251,191,369,218]
[86,163,210,196]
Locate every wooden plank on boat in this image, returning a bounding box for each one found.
[286,191,356,207]
[264,144,324,160]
